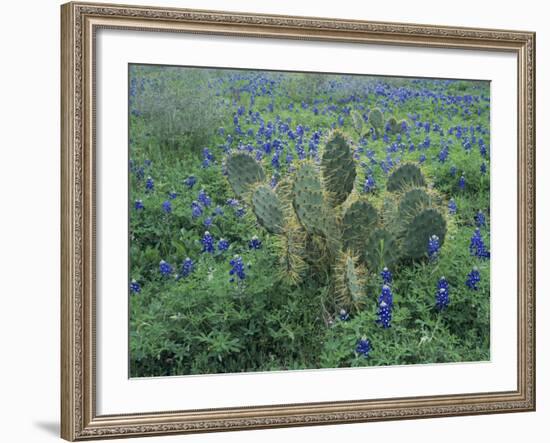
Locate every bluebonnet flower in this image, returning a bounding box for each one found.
[377,284,393,329]
[134,200,144,210]
[235,206,246,218]
[450,165,457,177]
[428,235,440,260]
[159,260,172,277]
[214,205,224,216]
[203,216,213,227]
[226,198,239,208]
[339,309,350,321]
[162,200,172,213]
[381,267,392,285]
[363,175,376,193]
[229,255,246,282]
[270,175,278,188]
[177,257,194,279]
[448,198,457,215]
[201,231,215,253]
[475,210,486,227]
[185,175,196,189]
[249,235,262,250]
[438,147,449,163]
[355,338,371,358]
[202,147,214,168]
[435,276,450,311]
[198,189,211,207]
[419,154,426,164]
[218,238,230,251]
[168,191,178,200]
[466,266,481,290]
[130,279,141,294]
[480,162,487,175]
[458,174,466,190]
[469,228,490,259]
[145,176,154,192]
[191,201,202,218]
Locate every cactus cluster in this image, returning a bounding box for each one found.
[367,108,408,137]
[225,131,447,312]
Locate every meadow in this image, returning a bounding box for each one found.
[128,65,490,377]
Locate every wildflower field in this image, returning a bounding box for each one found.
[129,64,491,378]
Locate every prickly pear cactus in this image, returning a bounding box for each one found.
[364,228,400,269]
[251,184,285,234]
[386,163,427,192]
[321,132,356,207]
[398,188,431,219]
[335,252,365,310]
[368,108,384,134]
[351,110,364,135]
[342,199,378,258]
[402,208,446,260]
[226,152,265,198]
[387,116,399,134]
[292,162,327,235]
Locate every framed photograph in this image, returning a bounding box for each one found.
[61,1,536,440]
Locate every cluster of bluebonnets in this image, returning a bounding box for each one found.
[129,66,490,375]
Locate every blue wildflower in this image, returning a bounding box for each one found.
[130,279,141,294]
[380,267,392,285]
[450,165,457,177]
[191,201,202,218]
[168,191,178,199]
[435,276,450,311]
[229,255,246,282]
[249,235,262,250]
[177,257,194,279]
[466,266,481,290]
[198,189,211,207]
[159,260,172,277]
[363,175,376,193]
[235,207,246,218]
[145,176,154,192]
[201,231,215,253]
[469,228,490,259]
[162,200,172,213]
[203,216,213,227]
[218,238,230,251]
[185,175,196,189]
[134,200,144,210]
[339,309,350,321]
[448,198,457,215]
[355,338,371,358]
[428,235,440,260]
[377,284,393,329]
[475,210,486,227]
[480,162,487,175]
[202,147,214,168]
[458,174,466,190]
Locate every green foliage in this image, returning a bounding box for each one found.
[368,108,384,133]
[402,208,447,260]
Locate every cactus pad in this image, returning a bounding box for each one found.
[342,200,378,258]
[351,110,363,135]
[398,188,431,220]
[387,116,399,134]
[369,108,384,131]
[251,184,285,234]
[321,132,356,206]
[365,228,400,269]
[335,252,365,311]
[226,153,265,199]
[387,163,426,192]
[402,208,446,260]
[292,162,327,235]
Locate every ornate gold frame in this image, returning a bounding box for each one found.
[61,2,536,440]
